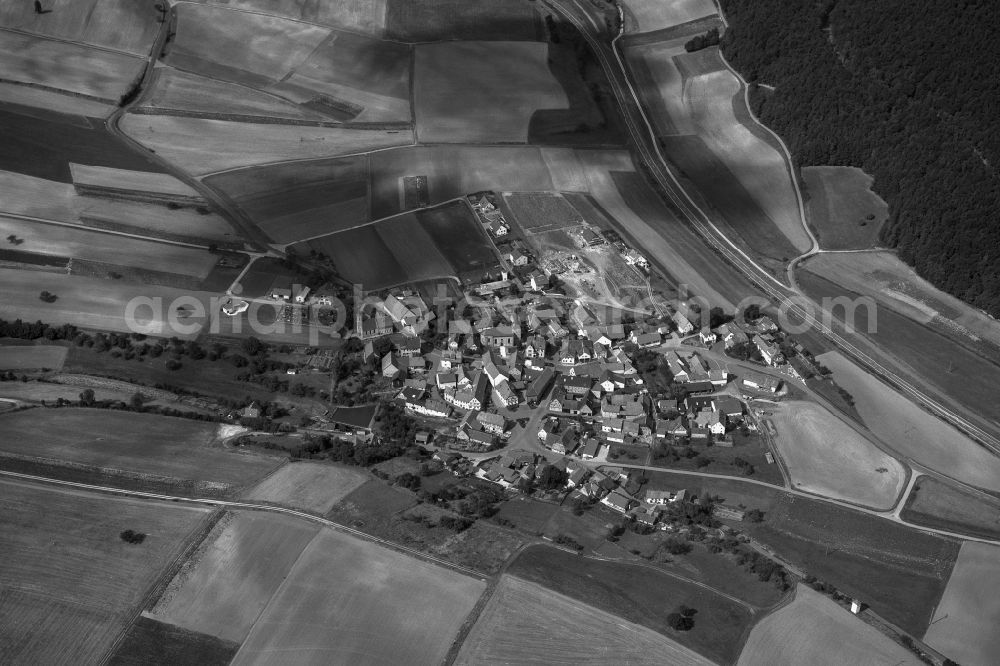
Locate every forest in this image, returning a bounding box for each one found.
[718,0,1000,315]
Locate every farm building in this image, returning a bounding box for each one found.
[741,370,781,393]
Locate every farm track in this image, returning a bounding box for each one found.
[0,469,489,580]
[549,0,1000,457]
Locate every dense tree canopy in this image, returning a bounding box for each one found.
[719,0,1000,314]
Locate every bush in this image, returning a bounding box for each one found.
[119,529,146,544]
[666,612,694,631]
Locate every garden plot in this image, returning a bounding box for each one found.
[232,528,485,665]
[768,401,906,509]
[121,114,412,175]
[414,41,567,143]
[0,29,144,101]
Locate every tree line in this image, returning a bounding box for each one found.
[719,0,1000,315]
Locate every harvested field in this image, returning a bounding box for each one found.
[245,462,369,513]
[504,192,583,233]
[0,0,159,55]
[622,0,718,34]
[924,542,1000,666]
[0,345,66,371]
[509,545,754,664]
[369,145,557,218]
[457,575,713,666]
[300,199,498,288]
[817,350,1000,492]
[768,400,905,509]
[0,170,237,242]
[0,29,144,101]
[232,528,486,665]
[0,478,210,665]
[415,41,566,143]
[107,616,239,666]
[0,107,162,183]
[738,584,920,666]
[0,268,217,337]
[140,67,324,122]
[901,476,1000,540]
[801,166,887,250]
[167,5,410,123]
[149,511,319,643]
[205,155,369,244]
[745,494,959,635]
[0,409,281,489]
[0,217,218,277]
[120,114,412,175]
[0,82,114,119]
[185,0,387,35]
[386,0,541,41]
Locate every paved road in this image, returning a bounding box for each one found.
[0,470,488,579]
[547,0,1000,456]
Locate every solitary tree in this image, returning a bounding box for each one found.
[79,389,96,405]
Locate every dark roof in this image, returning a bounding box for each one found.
[329,404,378,431]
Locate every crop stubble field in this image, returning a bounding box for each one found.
[768,400,905,509]
[457,575,714,665]
[0,409,281,489]
[923,542,1000,666]
[817,350,1000,492]
[148,511,319,644]
[0,478,210,665]
[232,528,486,665]
[737,584,920,666]
[414,41,566,143]
[245,462,369,513]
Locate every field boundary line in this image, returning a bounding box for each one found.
[0,470,490,579]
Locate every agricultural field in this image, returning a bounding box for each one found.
[901,476,1000,540]
[107,616,239,666]
[139,68,325,122]
[0,0,159,55]
[185,0,387,35]
[148,511,319,644]
[622,0,718,34]
[205,155,369,244]
[0,82,115,119]
[504,192,583,233]
[801,166,887,250]
[817,350,1000,493]
[0,29,145,101]
[803,250,1000,351]
[0,170,239,243]
[624,38,693,136]
[386,0,541,41]
[457,574,714,666]
[245,462,369,513]
[232,528,486,665]
[0,217,218,278]
[768,400,906,509]
[0,268,218,337]
[923,542,1000,666]
[0,478,210,665]
[0,107,162,183]
[120,115,412,176]
[70,163,202,200]
[300,200,498,289]
[0,345,66,371]
[737,584,920,666]
[165,5,411,123]
[508,545,754,664]
[414,41,566,143]
[0,409,282,490]
[744,494,959,635]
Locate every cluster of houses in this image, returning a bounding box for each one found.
[469,192,509,237]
